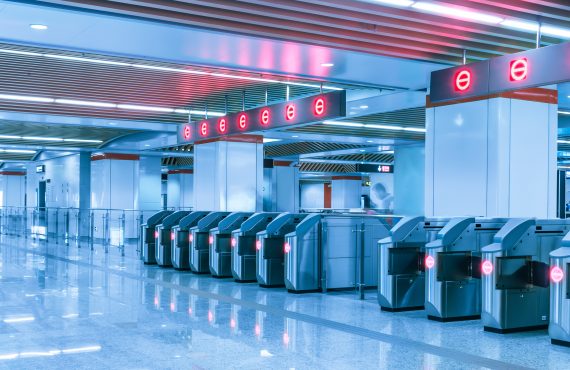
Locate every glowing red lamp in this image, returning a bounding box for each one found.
[314,97,325,116]
[189,233,193,243]
[482,260,493,276]
[260,109,270,126]
[285,104,295,121]
[454,70,471,92]
[238,113,247,129]
[510,58,528,82]
[182,125,192,140]
[154,230,159,239]
[171,232,175,241]
[209,235,214,244]
[231,238,237,247]
[284,242,291,254]
[218,118,227,134]
[551,266,564,284]
[200,122,208,136]
[256,240,262,251]
[425,255,435,269]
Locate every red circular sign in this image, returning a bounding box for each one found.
[200,122,208,137]
[218,118,227,133]
[314,97,325,116]
[425,255,435,269]
[455,70,471,91]
[551,266,564,283]
[285,104,295,121]
[238,113,247,129]
[260,109,270,126]
[510,58,528,82]
[183,125,191,140]
[482,260,493,276]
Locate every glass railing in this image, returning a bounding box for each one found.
[0,206,192,255]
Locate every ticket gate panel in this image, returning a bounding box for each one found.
[156,211,192,267]
[481,219,570,333]
[171,211,210,270]
[141,210,173,264]
[549,244,570,347]
[210,212,253,277]
[378,217,449,311]
[188,212,231,274]
[425,218,506,321]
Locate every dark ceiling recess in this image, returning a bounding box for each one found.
[32,0,570,64]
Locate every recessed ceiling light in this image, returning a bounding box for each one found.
[30,24,48,31]
[321,63,334,67]
[367,140,374,143]
[292,135,299,138]
[360,105,369,109]
[360,149,366,152]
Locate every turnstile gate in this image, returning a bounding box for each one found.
[209,212,253,277]
[156,211,192,267]
[171,211,210,270]
[141,210,173,264]
[189,212,230,274]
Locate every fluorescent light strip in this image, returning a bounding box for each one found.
[3,316,35,323]
[541,25,570,39]
[323,120,426,132]
[373,0,414,6]
[21,136,63,141]
[116,104,174,113]
[0,135,102,143]
[559,111,570,115]
[54,99,116,108]
[0,49,42,56]
[0,149,36,154]
[500,20,539,32]
[44,54,130,66]
[412,2,503,24]
[0,94,54,103]
[558,140,570,144]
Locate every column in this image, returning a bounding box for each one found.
[167,169,193,209]
[331,176,362,209]
[394,144,425,216]
[193,136,263,212]
[0,171,25,207]
[263,160,299,212]
[425,88,557,218]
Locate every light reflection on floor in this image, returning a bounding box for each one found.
[0,236,568,369]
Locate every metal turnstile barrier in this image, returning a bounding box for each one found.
[156,211,192,267]
[378,216,449,311]
[256,213,308,287]
[171,211,210,270]
[425,217,507,321]
[231,213,281,282]
[141,210,173,264]
[209,212,253,277]
[481,219,570,333]
[189,212,230,274]
[550,233,570,347]
[284,214,391,296]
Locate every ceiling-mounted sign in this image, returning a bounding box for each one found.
[178,91,346,143]
[356,164,393,173]
[430,42,570,103]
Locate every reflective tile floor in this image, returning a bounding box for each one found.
[0,236,569,369]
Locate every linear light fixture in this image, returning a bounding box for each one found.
[558,140,570,144]
[263,138,282,143]
[323,120,426,132]
[0,93,224,117]
[3,316,35,323]
[0,149,37,154]
[0,135,102,143]
[373,0,414,6]
[559,111,570,115]
[499,20,539,32]
[541,25,570,39]
[412,2,503,24]
[0,49,341,91]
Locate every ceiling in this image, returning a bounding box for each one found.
[22,0,570,64]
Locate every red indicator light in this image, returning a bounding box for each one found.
[209,235,214,244]
[314,97,325,116]
[282,332,290,345]
[231,237,237,247]
[154,230,159,239]
[256,240,262,250]
[182,125,192,140]
[285,104,295,121]
[170,302,175,312]
[230,318,236,329]
[254,324,261,336]
[188,307,193,316]
[200,122,208,137]
[425,255,435,269]
[284,242,291,254]
[171,232,175,241]
[218,118,227,134]
[510,58,528,82]
[381,166,391,173]
[482,260,493,276]
[238,113,247,130]
[454,70,471,92]
[551,266,564,283]
[260,109,270,126]
[208,310,213,323]
[189,234,193,243]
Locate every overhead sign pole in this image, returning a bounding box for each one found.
[178,90,346,143]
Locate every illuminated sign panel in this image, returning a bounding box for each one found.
[356,164,394,173]
[430,42,570,103]
[179,91,345,142]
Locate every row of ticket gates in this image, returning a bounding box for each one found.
[140,211,570,347]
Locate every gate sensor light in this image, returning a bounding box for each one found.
[284,242,291,254]
[231,238,237,247]
[482,260,493,275]
[209,235,214,244]
[551,266,564,283]
[425,255,435,269]
[256,240,262,250]
[189,234,193,243]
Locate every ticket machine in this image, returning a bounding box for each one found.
[209,212,253,278]
[256,213,308,287]
[481,219,569,333]
[378,217,449,311]
[231,213,280,282]
[189,212,230,274]
[424,217,507,321]
[156,210,192,267]
[171,211,210,270]
[141,210,173,264]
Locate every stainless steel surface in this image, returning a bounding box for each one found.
[549,240,570,346]
[231,213,281,282]
[284,214,392,293]
[209,212,253,277]
[171,211,210,270]
[189,212,230,274]
[256,213,308,287]
[155,211,192,267]
[378,216,449,311]
[481,219,570,333]
[424,218,507,321]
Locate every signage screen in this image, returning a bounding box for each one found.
[36,165,45,173]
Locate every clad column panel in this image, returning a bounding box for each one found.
[331,176,362,209]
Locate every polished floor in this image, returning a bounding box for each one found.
[0,236,568,370]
